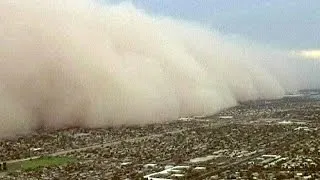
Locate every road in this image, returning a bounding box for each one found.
[0,120,228,177]
[0,128,189,177]
[6,121,231,163]
[193,131,298,180]
[5,128,186,164]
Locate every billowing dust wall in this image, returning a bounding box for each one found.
[0,0,318,137]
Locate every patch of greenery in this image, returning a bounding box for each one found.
[8,156,76,172]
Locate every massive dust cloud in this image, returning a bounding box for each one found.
[0,0,318,138]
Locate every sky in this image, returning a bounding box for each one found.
[104,0,320,52]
